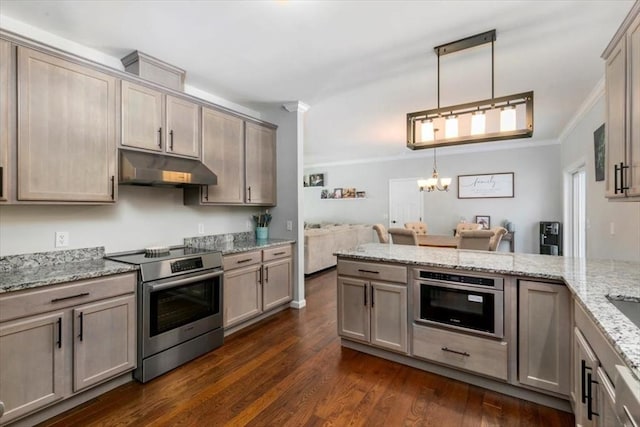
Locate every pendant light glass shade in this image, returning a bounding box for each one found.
[500,106,516,132]
[445,116,458,138]
[420,120,435,142]
[470,111,486,135]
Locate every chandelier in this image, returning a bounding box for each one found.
[418,147,451,192]
[407,30,533,150]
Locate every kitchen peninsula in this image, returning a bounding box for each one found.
[335,243,640,421]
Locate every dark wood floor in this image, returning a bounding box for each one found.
[40,268,574,426]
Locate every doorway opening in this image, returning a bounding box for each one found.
[388,178,424,229]
[564,164,586,258]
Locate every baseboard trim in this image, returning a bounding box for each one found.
[290,299,306,309]
[223,304,290,337]
[341,339,572,413]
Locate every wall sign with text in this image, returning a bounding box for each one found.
[458,173,514,199]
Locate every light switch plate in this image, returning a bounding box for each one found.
[286,220,293,231]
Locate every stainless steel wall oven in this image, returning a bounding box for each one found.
[413,270,504,339]
[106,247,223,383]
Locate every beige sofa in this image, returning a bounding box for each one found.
[304,224,374,274]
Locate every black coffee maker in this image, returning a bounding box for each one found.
[540,221,562,256]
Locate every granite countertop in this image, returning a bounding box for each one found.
[186,237,296,255]
[0,247,138,294]
[335,243,640,379]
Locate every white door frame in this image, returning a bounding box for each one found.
[563,159,587,258]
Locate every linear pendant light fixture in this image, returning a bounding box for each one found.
[407,30,534,150]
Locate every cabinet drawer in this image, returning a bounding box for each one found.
[337,260,407,284]
[0,273,136,323]
[223,250,262,270]
[262,244,292,262]
[412,324,508,381]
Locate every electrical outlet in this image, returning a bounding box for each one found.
[286,220,293,231]
[246,220,252,231]
[55,231,69,248]
[198,223,205,235]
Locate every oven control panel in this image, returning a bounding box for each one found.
[418,271,497,287]
[171,257,204,273]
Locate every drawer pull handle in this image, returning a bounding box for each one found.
[51,292,90,303]
[358,269,379,274]
[273,251,286,256]
[237,259,253,264]
[623,405,638,427]
[441,347,470,357]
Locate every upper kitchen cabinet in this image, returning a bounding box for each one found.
[17,47,117,203]
[604,4,640,200]
[121,81,200,158]
[184,110,277,207]
[0,39,11,202]
[245,122,276,206]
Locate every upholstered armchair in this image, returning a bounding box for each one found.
[455,222,483,236]
[388,228,419,246]
[457,229,495,250]
[373,224,389,244]
[488,227,508,251]
[404,222,428,235]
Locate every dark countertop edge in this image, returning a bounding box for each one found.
[335,252,640,380]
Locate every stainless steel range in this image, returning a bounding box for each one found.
[105,246,223,383]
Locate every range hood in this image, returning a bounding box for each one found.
[119,150,217,187]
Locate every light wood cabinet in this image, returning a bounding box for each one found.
[0,311,66,424]
[17,46,117,202]
[0,39,10,202]
[518,280,570,396]
[245,122,276,205]
[604,5,640,200]
[121,81,200,158]
[72,295,136,392]
[223,244,293,330]
[184,112,277,207]
[337,260,408,354]
[574,327,599,427]
[0,273,136,425]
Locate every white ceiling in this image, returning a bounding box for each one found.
[0,0,635,164]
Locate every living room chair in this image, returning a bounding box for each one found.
[404,222,428,235]
[488,227,508,251]
[455,222,483,236]
[388,228,419,246]
[373,224,389,244]
[457,229,495,250]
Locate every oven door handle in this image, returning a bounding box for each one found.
[147,270,223,292]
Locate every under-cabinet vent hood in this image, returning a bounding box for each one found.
[119,150,217,187]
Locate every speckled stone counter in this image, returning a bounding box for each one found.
[335,243,640,378]
[0,247,138,294]
[185,233,295,255]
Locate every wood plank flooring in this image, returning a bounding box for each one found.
[40,268,574,426]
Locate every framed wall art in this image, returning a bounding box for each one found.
[593,123,605,182]
[458,172,514,199]
[475,215,491,230]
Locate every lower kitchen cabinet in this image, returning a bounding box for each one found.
[337,260,408,354]
[222,244,293,331]
[0,273,136,425]
[574,327,600,427]
[518,280,570,396]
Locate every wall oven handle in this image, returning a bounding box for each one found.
[441,347,470,357]
[148,270,223,292]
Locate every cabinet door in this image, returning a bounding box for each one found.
[72,295,135,392]
[166,95,200,158]
[518,280,570,395]
[263,257,292,311]
[574,328,599,427]
[337,277,369,343]
[0,311,66,424]
[370,281,407,353]
[223,264,262,328]
[245,122,276,205]
[628,14,640,197]
[17,47,117,202]
[605,37,627,199]
[201,107,244,203]
[596,367,620,427]
[0,39,10,202]
[121,81,163,152]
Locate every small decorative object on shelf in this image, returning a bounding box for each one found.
[343,188,356,198]
[333,188,343,199]
[320,188,366,199]
[356,191,366,198]
[253,210,272,240]
[475,215,491,230]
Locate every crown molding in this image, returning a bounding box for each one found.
[283,101,310,113]
[558,76,605,143]
[305,138,559,169]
